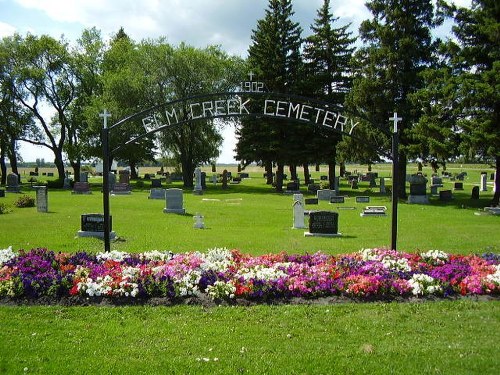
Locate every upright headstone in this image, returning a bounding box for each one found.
[80,172,89,183]
[78,213,116,239]
[408,174,429,204]
[379,177,386,194]
[222,169,228,190]
[148,188,166,200]
[108,173,116,191]
[480,173,488,192]
[201,172,206,190]
[0,189,5,198]
[164,188,185,214]
[34,186,48,213]
[317,189,336,201]
[454,182,464,191]
[193,167,203,195]
[471,186,480,200]
[72,182,91,194]
[119,170,130,184]
[292,194,305,229]
[334,176,340,194]
[113,171,130,194]
[305,211,341,237]
[6,173,20,193]
[439,189,453,201]
[151,179,162,188]
[63,171,72,189]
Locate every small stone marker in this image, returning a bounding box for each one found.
[34,186,48,213]
[292,194,306,229]
[308,184,320,193]
[6,173,20,193]
[78,213,116,239]
[305,198,318,205]
[148,188,166,200]
[80,172,89,183]
[360,206,387,217]
[305,211,341,237]
[112,183,131,195]
[317,189,336,201]
[408,175,429,204]
[164,188,185,214]
[330,196,345,204]
[355,196,370,203]
[430,185,439,195]
[454,182,464,190]
[286,181,299,192]
[193,213,205,229]
[484,207,500,215]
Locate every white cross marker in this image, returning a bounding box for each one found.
[389,112,402,133]
[99,109,112,129]
[248,71,255,81]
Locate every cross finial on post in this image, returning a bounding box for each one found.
[389,112,402,133]
[99,109,112,129]
[248,71,255,81]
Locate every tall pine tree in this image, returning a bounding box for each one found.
[235,0,302,191]
[347,0,441,198]
[302,0,356,188]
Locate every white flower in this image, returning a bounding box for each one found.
[486,264,500,285]
[0,246,16,265]
[236,264,288,281]
[199,247,233,273]
[206,280,236,300]
[96,250,129,262]
[408,274,442,296]
[381,257,411,272]
[421,250,449,264]
[140,250,173,261]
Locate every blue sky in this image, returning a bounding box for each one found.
[1,0,470,163]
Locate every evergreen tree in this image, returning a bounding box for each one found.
[302,0,356,188]
[347,0,441,198]
[236,0,303,192]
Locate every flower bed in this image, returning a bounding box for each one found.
[0,247,499,304]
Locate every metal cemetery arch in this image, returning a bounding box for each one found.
[101,91,400,252]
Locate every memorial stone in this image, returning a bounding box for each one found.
[330,196,345,204]
[6,173,20,193]
[317,189,336,201]
[471,186,480,200]
[164,188,185,214]
[119,170,130,184]
[292,194,306,229]
[454,182,464,190]
[379,178,386,194]
[148,188,166,200]
[112,183,131,195]
[78,213,116,239]
[34,186,48,213]
[305,198,319,205]
[0,190,4,198]
[439,190,453,201]
[408,174,429,204]
[480,173,488,192]
[286,181,299,192]
[72,182,91,194]
[193,167,203,195]
[356,196,370,203]
[305,211,340,237]
[151,179,162,188]
[80,172,89,183]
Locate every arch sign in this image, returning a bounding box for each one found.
[101,73,400,253]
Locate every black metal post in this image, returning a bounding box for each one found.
[391,129,399,251]
[102,126,111,252]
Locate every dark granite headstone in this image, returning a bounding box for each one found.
[356,196,370,203]
[305,198,319,205]
[151,179,162,188]
[454,182,464,190]
[410,183,427,195]
[439,190,453,201]
[81,214,112,232]
[330,196,345,204]
[286,182,299,191]
[471,186,480,200]
[308,211,338,234]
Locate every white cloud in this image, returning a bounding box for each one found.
[0,21,16,37]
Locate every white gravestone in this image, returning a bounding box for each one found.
[164,188,185,214]
[480,173,488,192]
[379,177,386,194]
[35,186,48,213]
[292,194,306,229]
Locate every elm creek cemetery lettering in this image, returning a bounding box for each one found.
[141,95,359,136]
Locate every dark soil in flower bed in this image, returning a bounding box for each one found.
[1,294,497,308]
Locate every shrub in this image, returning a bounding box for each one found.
[0,203,10,214]
[47,178,64,189]
[14,195,35,208]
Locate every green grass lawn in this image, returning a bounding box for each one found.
[1,163,498,374]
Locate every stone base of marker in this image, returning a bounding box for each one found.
[193,187,203,195]
[111,183,131,195]
[77,230,116,240]
[407,195,429,204]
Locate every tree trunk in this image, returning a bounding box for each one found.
[129,161,138,180]
[0,143,6,185]
[265,160,273,185]
[182,159,194,188]
[328,161,336,190]
[70,160,81,182]
[339,161,346,177]
[289,164,297,181]
[303,164,310,185]
[8,139,19,181]
[491,155,500,206]
[275,162,284,193]
[54,152,66,182]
